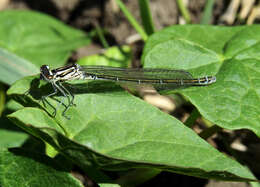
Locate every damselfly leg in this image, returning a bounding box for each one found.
[41,77,74,118]
[40,81,65,118]
[56,81,76,119]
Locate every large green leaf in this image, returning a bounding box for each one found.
[0,10,91,84]
[0,148,83,187]
[6,76,255,181]
[142,25,260,136]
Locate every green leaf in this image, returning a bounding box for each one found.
[6,76,256,181]
[142,25,260,137]
[0,100,29,148]
[0,10,91,68]
[77,45,132,67]
[142,25,242,60]
[0,129,28,149]
[0,47,38,85]
[0,83,5,114]
[0,148,83,187]
[5,100,24,111]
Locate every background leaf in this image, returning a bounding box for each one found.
[0,10,91,69]
[0,48,38,85]
[0,148,83,187]
[0,129,28,149]
[77,45,132,67]
[0,100,28,148]
[142,25,260,137]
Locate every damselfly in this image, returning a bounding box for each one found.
[40,64,216,118]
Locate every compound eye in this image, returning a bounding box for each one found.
[40,65,52,80]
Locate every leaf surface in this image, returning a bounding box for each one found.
[0,148,83,187]
[0,10,91,84]
[143,25,260,136]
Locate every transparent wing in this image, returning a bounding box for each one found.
[80,66,193,80]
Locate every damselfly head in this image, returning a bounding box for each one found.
[40,65,53,81]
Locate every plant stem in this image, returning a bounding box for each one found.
[199,125,222,139]
[138,0,155,35]
[176,0,191,23]
[184,108,200,128]
[94,22,109,49]
[115,0,148,41]
[200,0,215,24]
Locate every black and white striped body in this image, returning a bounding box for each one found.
[40,64,84,83]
